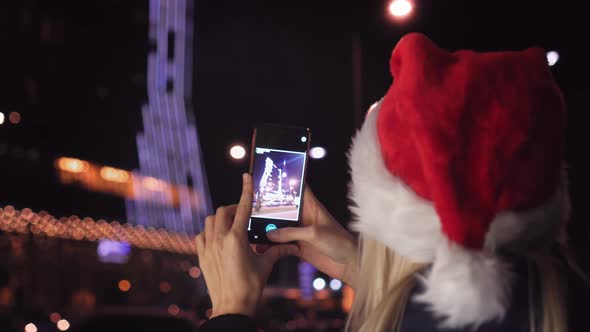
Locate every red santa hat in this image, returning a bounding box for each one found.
[348,33,569,328]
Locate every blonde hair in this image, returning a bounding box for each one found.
[346,235,568,332]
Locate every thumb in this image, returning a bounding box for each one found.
[267,226,312,243]
[261,244,299,264]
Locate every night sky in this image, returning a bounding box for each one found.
[1,1,589,251]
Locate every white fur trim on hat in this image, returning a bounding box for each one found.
[349,101,444,262]
[348,101,569,328]
[414,242,513,328]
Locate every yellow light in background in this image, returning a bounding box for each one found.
[118,279,131,292]
[55,156,202,209]
[56,319,70,331]
[57,158,87,173]
[100,167,130,183]
[142,176,166,191]
[0,205,200,255]
[24,323,37,332]
[341,285,354,313]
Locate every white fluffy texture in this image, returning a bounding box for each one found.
[348,101,444,262]
[347,101,568,328]
[414,242,513,329]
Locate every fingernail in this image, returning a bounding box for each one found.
[267,230,278,239]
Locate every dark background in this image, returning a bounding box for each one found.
[0,0,588,252]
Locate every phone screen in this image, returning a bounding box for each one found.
[248,125,310,243]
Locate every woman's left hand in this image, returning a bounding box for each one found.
[196,173,299,318]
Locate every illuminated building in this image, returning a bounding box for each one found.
[126,0,212,234]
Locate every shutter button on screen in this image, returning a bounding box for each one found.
[265,224,277,233]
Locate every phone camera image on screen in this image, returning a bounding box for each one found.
[248,125,310,243]
[251,147,306,221]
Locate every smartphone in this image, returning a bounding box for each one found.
[248,124,310,244]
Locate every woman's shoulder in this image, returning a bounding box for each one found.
[400,250,590,332]
[401,258,532,332]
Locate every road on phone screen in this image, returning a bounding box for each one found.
[253,207,298,220]
[261,210,297,219]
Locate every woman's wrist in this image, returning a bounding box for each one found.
[342,253,359,289]
[210,298,257,319]
[341,238,359,289]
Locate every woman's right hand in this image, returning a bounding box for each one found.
[266,187,358,288]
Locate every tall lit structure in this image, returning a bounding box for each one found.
[126,0,211,234]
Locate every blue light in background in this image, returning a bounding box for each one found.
[97,240,131,264]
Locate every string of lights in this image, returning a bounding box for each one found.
[0,205,198,255]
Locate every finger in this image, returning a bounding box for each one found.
[214,205,238,235]
[232,173,254,234]
[266,226,314,243]
[261,244,299,263]
[196,233,205,255]
[301,186,319,226]
[204,215,214,242]
[302,186,333,226]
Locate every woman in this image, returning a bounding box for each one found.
[197,33,588,331]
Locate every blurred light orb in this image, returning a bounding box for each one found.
[118,279,131,292]
[389,0,413,17]
[329,279,343,291]
[547,51,559,66]
[49,313,62,324]
[168,304,180,316]
[24,323,37,332]
[58,157,87,173]
[189,266,201,279]
[229,145,246,160]
[0,112,4,125]
[301,136,307,143]
[57,319,70,331]
[309,147,326,159]
[142,176,166,191]
[313,277,326,291]
[159,281,172,293]
[100,167,130,183]
[9,112,21,124]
